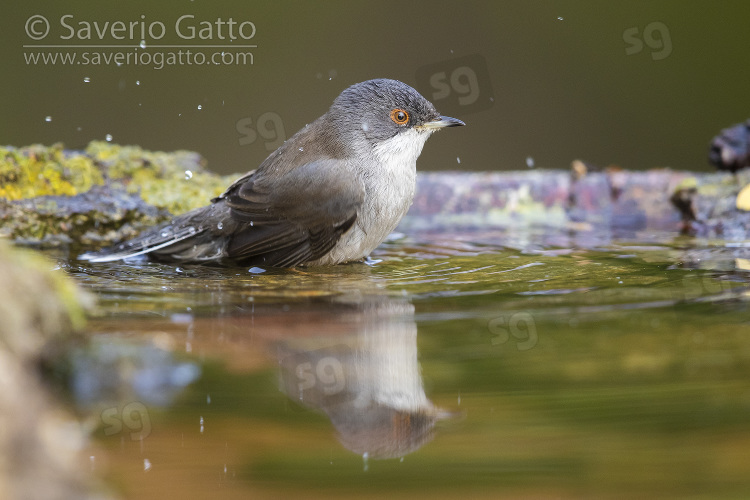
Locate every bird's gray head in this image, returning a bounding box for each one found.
[326,79,464,152]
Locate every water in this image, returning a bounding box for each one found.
[55,228,750,499]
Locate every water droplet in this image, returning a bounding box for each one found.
[140,40,147,49]
[136,80,140,86]
[184,170,193,180]
[105,134,113,142]
[175,267,183,273]
[83,77,91,83]
[557,16,564,21]
[44,116,52,122]
[207,394,211,404]
[362,123,370,132]
[143,459,151,471]
[456,157,461,164]
[197,104,202,110]
[160,230,169,238]
[298,147,303,152]
[217,222,223,230]
[248,267,265,274]
[525,156,535,168]
[250,221,254,227]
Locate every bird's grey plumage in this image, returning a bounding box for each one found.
[79,79,464,267]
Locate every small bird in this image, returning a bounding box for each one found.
[80,79,464,267]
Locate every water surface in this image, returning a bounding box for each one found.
[56,228,750,499]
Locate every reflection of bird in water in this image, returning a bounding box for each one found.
[329,401,454,460]
[275,296,455,459]
[709,119,750,174]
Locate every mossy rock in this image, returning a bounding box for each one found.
[0,141,237,247]
[0,239,89,359]
[0,240,107,499]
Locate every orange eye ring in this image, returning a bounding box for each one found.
[390,108,409,125]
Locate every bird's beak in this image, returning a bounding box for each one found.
[421,115,466,130]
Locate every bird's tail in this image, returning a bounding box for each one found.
[78,202,233,264]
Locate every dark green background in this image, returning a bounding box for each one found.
[3,1,749,175]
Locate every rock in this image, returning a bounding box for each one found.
[709,119,750,174]
[4,141,750,246]
[0,240,108,500]
[0,142,236,247]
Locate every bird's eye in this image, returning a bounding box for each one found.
[390,108,409,125]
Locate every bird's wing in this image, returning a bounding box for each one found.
[223,159,364,267]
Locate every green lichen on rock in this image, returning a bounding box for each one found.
[0,239,90,357]
[0,143,104,200]
[84,141,236,215]
[0,141,239,247]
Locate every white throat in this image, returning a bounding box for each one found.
[309,128,433,265]
[371,128,432,169]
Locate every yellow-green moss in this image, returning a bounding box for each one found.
[0,240,90,356]
[0,143,104,200]
[0,141,243,246]
[84,141,236,215]
[1,141,238,217]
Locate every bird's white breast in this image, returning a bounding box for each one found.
[310,128,432,265]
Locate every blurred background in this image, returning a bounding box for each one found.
[3,0,749,175]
